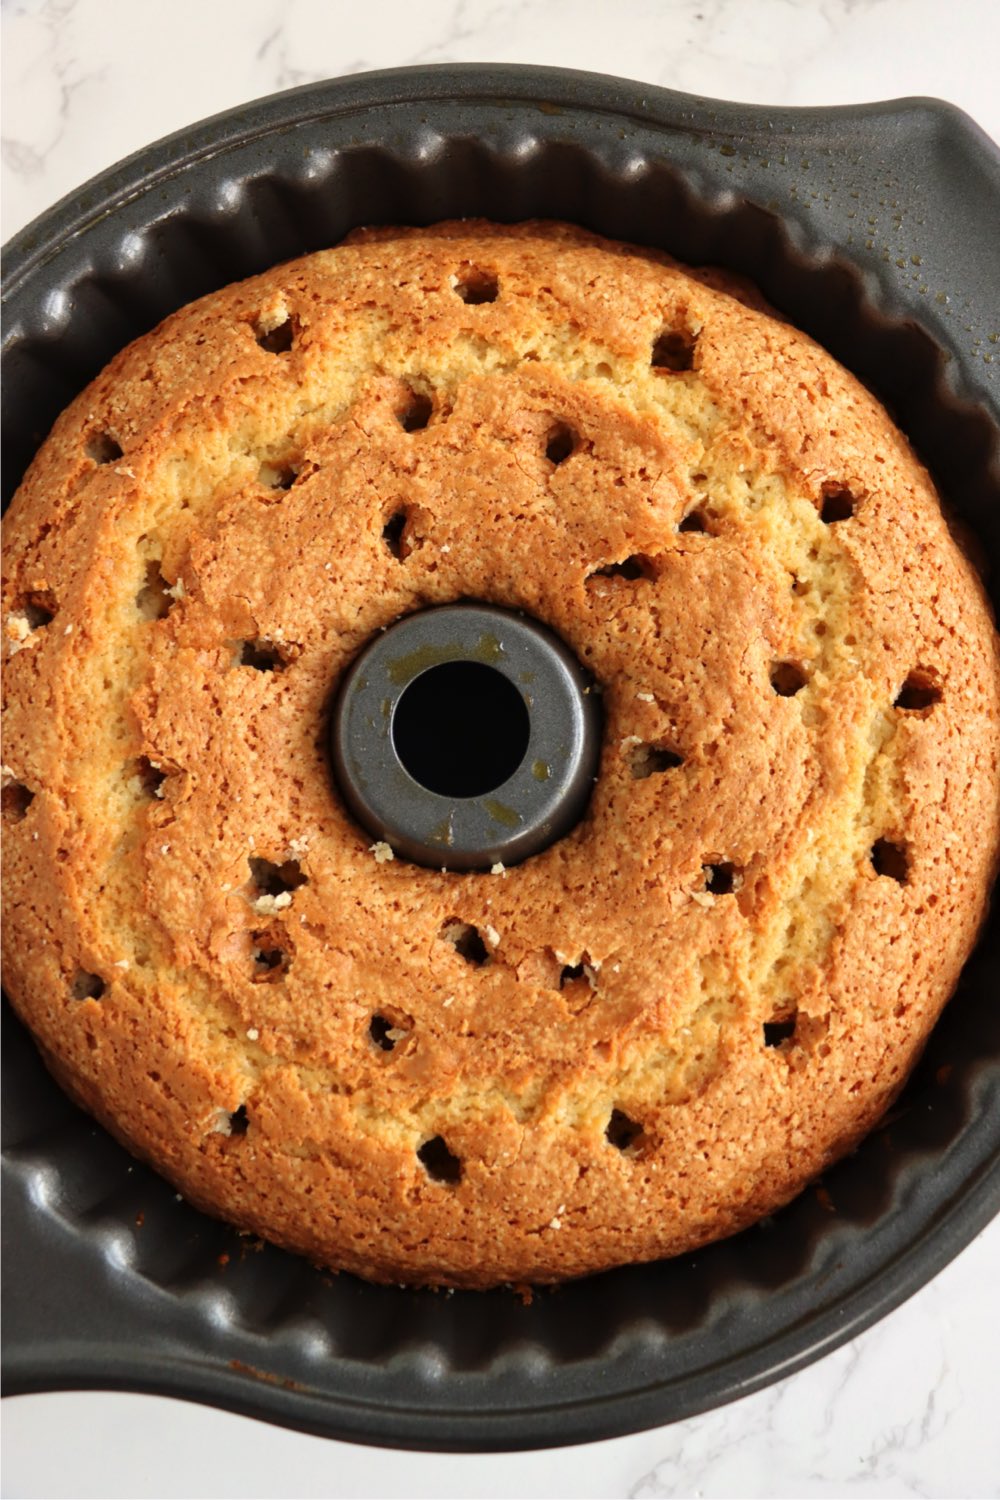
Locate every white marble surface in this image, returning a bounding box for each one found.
[2,1,999,1496]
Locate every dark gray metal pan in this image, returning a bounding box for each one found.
[2,63,999,1452]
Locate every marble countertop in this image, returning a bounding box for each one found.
[2,1,998,1495]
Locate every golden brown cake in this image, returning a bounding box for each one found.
[3,221,999,1288]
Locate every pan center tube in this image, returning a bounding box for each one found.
[330,603,602,870]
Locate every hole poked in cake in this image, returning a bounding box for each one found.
[770,661,808,697]
[417,1134,462,1184]
[651,328,696,372]
[86,431,124,465]
[2,780,34,823]
[439,920,490,967]
[678,508,709,534]
[558,959,599,997]
[871,838,909,884]
[819,483,856,524]
[248,856,307,914]
[227,1105,250,1136]
[763,1012,797,1048]
[703,861,742,895]
[12,590,58,632]
[71,969,106,1002]
[894,670,942,712]
[128,756,167,800]
[586,555,656,587]
[258,460,298,491]
[605,1108,649,1156]
[628,742,683,780]
[369,1013,412,1052]
[382,508,410,561]
[545,422,577,465]
[255,316,295,354]
[250,930,291,981]
[453,266,499,304]
[398,390,433,433]
[559,960,600,1016]
[239,639,289,672]
[135,560,177,621]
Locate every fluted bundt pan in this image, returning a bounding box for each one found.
[2,64,999,1451]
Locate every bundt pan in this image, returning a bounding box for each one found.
[2,64,999,1452]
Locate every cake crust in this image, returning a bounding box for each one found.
[3,221,999,1287]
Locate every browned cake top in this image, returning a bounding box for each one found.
[3,221,999,1286]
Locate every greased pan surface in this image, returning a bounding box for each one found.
[2,64,999,1451]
